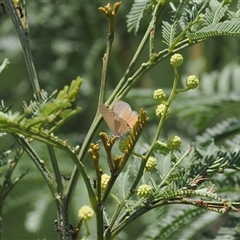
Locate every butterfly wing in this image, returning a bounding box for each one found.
[125,111,138,128]
[114,101,138,128]
[99,104,118,135]
[114,101,132,120]
[113,116,131,135]
[100,101,138,136]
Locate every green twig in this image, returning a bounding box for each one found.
[3,0,41,102]
[65,114,101,205]
[47,145,63,194]
[98,2,121,104]
[14,135,56,194]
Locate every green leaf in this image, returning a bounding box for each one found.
[56,76,82,102]
[162,21,177,46]
[126,0,150,35]
[187,19,240,41]
[196,117,240,145]
[203,0,229,26]
[178,0,208,31]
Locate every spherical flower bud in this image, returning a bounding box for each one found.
[170,53,183,68]
[155,104,170,118]
[153,89,166,101]
[186,75,199,89]
[167,136,181,150]
[78,206,94,220]
[101,174,111,192]
[137,184,153,198]
[145,157,157,172]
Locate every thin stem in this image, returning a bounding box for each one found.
[98,34,113,105]
[97,19,116,238]
[83,220,91,240]
[94,153,104,240]
[149,0,159,58]
[56,197,69,240]
[64,149,96,203]
[3,0,41,102]
[169,17,202,52]
[105,194,129,239]
[65,113,101,205]
[97,201,104,240]
[14,135,71,239]
[14,135,57,196]
[47,145,63,194]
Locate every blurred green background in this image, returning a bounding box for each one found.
[1,0,240,239]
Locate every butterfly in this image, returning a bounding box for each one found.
[99,100,138,136]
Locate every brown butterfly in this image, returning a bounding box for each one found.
[99,101,138,136]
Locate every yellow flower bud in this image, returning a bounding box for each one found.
[78,206,94,220]
[186,75,199,89]
[153,89,166,101]
[156,104,170,118]
[145,157,157,172]
[101,174,111,192]
[137,184,153,198]
[167,136,181,150]
[170,53,183,68]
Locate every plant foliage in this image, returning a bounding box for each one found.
[126,0,151,35]
[1,0,240,239]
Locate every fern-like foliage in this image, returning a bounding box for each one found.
[196,117,240,145]
[187,19,240,41]
[203,0,228,26]
[162,21,178,46]
[178,0,207,31]
[126,0,240,48]
[101,131,240,239]
[139,206,220,240]
[22,89,56,118]
[126,0,151,35]
[152,142,234,193]
[0,78,82,147]
[171,91,240,132]
[152,207,207,240]
[227,8,240,20]
[160,0,240,48]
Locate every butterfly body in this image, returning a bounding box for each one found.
[99,101,138,136]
